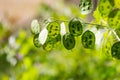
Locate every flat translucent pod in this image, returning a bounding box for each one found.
[111,41,120,59]
[38,28,48,45]
[98,0,114,17]
[33,34,41,48]
[47,21,60,38]
[63,33,75,50]
[69,18,83,36]
[103,42,112,57]
[53,34,61,47]
[79,0,93,14]
[43,37,54,52]
[31,19,40,34]
[102,30,117,57]
[108,9,120,29]
[81,30,95,49]
[102,36,113,57]
[60,22,66,36]
[42,34,61,51]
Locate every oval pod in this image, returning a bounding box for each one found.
[81,30,95,49]
[79,0,93,14]
[31,19,40,34]
[53,34,61,47]
[33,34,41,48]
[39,28,48,45]
[43,37,53,52]
[102,30,113,57]
[63,33,75,50]
[69,18,83,36]
[47,21,60,38]
[111,41,120,59]
[98,0,114,17]
[108,9,120,29]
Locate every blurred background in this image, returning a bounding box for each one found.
[0,0,120,80]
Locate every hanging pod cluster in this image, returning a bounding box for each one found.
[31,18,96,51]
[107,3,120,59]
[43,21,61,51]
[101,28,120,59]
[30,18,120,59]
[97,0,120,30]
[31,19,61,51]
[107,10,120,59]
[63,18,82,50]
[63,18,95,50]
[30,0,120,59]
[96,0,120,59]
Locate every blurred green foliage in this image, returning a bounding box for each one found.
[0,0,120,80]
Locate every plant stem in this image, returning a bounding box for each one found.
[83,22,106,27]
[112,30,120,41]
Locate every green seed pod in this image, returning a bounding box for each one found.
[102,31,113,57]
[31,19,40,34]
[43,37,54,51]
[53,34,61,44]
[69,18,83,36]
[108,9,120,29]
[79,0,93,14]
[47,21,60,38]
[111,41,120,59]
[63,33,75,50]
[81,30,95,49]
[53,34,61,47]
[33,34,41,48]
[98,0,114,17]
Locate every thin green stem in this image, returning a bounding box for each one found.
[83,22,107,27]
[48,17,69,22]
[112,30,120,41]
[42,17,109,30]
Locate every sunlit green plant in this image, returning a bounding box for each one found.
[31,0,120,60]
